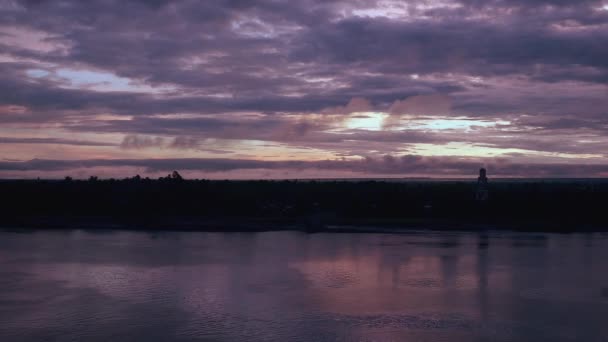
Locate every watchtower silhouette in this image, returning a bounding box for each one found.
[475,168,489,201]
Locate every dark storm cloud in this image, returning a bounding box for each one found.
[2,0,606,116]
[291,16,608,82]
[0,61,462,120]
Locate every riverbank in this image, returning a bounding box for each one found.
[3,178,608,233]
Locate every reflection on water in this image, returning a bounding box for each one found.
[1,230,608,341]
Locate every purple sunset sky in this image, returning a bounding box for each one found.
[1,0,608,178]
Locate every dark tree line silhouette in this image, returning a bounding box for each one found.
[1,172,607,231]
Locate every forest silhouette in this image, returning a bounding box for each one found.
[1,172,607,232]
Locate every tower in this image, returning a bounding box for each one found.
[476,168,489,201]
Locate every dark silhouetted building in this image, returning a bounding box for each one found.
[476,168,489,201]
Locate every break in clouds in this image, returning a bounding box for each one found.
[1,0,608,178]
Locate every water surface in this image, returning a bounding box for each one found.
[1,229,608,341]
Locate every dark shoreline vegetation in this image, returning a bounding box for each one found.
[2,173,608,233]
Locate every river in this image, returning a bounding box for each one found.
[1,229,607,341]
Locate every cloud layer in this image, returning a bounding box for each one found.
[1,0,607,178]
